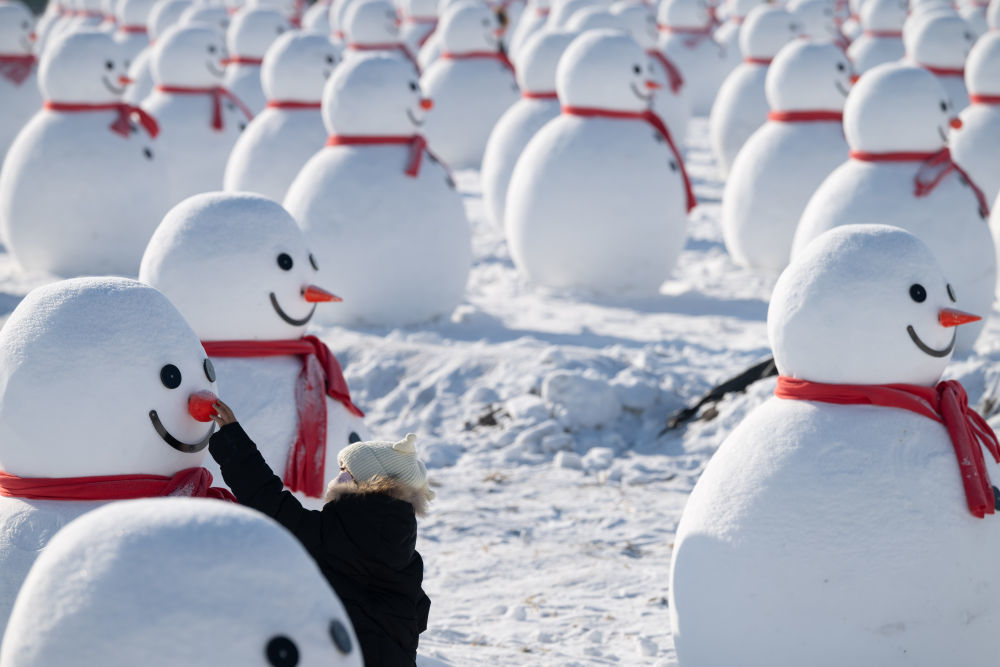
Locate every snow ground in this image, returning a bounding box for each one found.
[3,118,1000,665]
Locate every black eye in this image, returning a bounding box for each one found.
[208,44,217,53]
[940,101,948,112]
[409,81,418,91]
[326,54,335,64]
[105,60,114,70]
[632,64,641,74]
[309,253,319,270]
[329,620,353,653]
[836,62,845,71]
[203,358,216,382]
[22,20,29,29]
[909,284,927,303]
[265,636,299,667]
[160,364,182,389]
[947,284,956,302]
[348,431,361,444]
[277,253,293,271]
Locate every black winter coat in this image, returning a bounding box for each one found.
[209,423,431,667]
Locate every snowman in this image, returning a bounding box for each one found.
[905,13,976,110]
[721,40,854,274]
[399,0,439,53]
[140,192,368,507]
[794,63,993,352]
[788,0,842,43]
[670,224,1000,666]
[113,0,157,62]
[0,29,171,277]
[951,32,1000,205]
[847,0,907,74]
[142,23,253,206]
[121,0,191,105]
[284,54,471,325]
[341,0,420,73]
[224,32,337,201]
[506,0,549,59]
[0,278,232,639]
[419,1,519,169]
[223,6,291,114]
[0,498,362,666]
[505,30,695,294]
[714,0,767,76]
[480,29,575,231]
[708,4,799,176]
[0,1,40,165]
[656,0,726,116]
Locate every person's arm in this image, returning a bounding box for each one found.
[209,401,324,553]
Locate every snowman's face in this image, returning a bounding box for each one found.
[264,34,339,101]
[557,31,654,112]
[0,3,34,54]
[769,41,854,112]
[148,354,217,454]
[405,78,428,126]
[628,57,656,104]
[181,6,231,32]
[478,10,500,48]
[230,8,289,56]
[154,25,227,87]
[39,30,128,102]
[384,6,401,36]
[834,57,854,98]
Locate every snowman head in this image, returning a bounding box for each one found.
[226,6,289,58]
[344,0,400,44]
[766,39,854,112]
[610,1,659,51]
[844,63,954,153]
[0,1,34,55]
[566,7,622,31]
[322,53,428,135]
[549,0,600,30]
[116,0,157,30]
[401,0,437,20]
[139,193,337,341]
[146,0,192,41]
[179,4,231,32]
[438,1,501,52]
[905,13,976,69]
[860,0,907,33]
[788,0,839,41]
[39,30,128,103]
[965,31,1000,98]
[263,31,338,102]
[153,24,227,87]
[727,0,767,21]
[514,29,577,94]
[901,5,956,46]
[1,499,363,666]
[657,0,712,30]
[0,278,218,478]
[739,5,800,60]
[769,225,976,385]
[557,29,655,112]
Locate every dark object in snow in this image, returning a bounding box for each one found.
[661,357,778,433]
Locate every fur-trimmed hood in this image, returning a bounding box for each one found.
[324,475,432,516]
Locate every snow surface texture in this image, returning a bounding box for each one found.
[0,498,362,666]
[4,116,1000,663]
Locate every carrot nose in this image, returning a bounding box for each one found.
[118,75,133,85]
[188,391,218,422]
[493,26,505,35]
[420,97,433,110]
[302,285,341,303]
[939,308,980,327]
[949,117,963,129]
[849,73,859,83]
[645,79,661,90]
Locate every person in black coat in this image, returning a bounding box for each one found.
[208,400,433,667]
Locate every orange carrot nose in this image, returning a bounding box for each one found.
[420,97,433,110]
[493,26,505,35]
[949,117,963,129]
[849,73,859,83]
[118,75,133,85]
[188,391,218,422]
[645,79,661,90]
[939,308,980,327]
[302,285,341,303]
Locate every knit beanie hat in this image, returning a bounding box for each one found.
[338,433,436,499]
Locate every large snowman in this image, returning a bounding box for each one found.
[0,29,170,277]
[793,62,994,353]
[670,224,1000,666]
[0,498,362,666]
[505,29,694,294]
[140,192,368,508]
[0,278,230,639]
[284,53,471,326]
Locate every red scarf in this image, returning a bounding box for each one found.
[920,64,964,77]
[0,467,236,502]
[406,17,437,47]
[326,133,442,178]
[222,56,264,66]
[441,50,515,73]
[155,85,253,131]
[562,105,696,212]
[522,90,557,99]
[767,110,843,122]
[647,49,684,94]
[863,29,902,37]
[348,42,421,72]
[775,376,1000,518]
[658,23,715,48]
[43,100,159,138]
[744,57,772,65]
[118,24,147,33]
[201,336,363,498]
[0,53,35,86]
[850,148,990,217]
[267,100,321,109]
[970,94,1000,105]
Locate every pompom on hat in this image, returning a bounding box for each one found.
[338,433,435,500]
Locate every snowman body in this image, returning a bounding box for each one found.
[709,61,769,175]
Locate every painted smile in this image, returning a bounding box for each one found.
[149,410,214,453]
[270,292,315,326]
[907,324,955,357]
[938,125,949,142]
[630,82,651,101]
[206,60,225,77]
[835,80,850,97]
[406,108,423,126]
[101,75,125,95]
